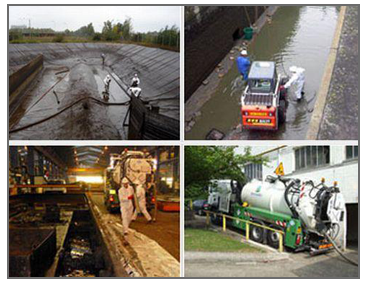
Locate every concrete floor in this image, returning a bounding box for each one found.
[318,6,359,140]
[89,193,180,261]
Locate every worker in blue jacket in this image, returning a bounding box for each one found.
[236,50,251,80]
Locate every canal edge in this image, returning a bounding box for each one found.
[185,6,279,133]
[306,6,347,140]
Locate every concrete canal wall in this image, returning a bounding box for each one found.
[185,6,267,101]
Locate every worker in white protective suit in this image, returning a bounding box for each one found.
[131,74,140,87]
[129,87,142,98]
[104,75,112,95]
[118,177,135,235]
[284,66,305,101]
[132,184,152,223]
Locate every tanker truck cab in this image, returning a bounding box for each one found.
[207,179,243,224]
[241,61,288,130]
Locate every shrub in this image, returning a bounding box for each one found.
[52,34,64,43]
[93,32,102,41]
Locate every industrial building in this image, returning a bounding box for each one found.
[8,146,180,277]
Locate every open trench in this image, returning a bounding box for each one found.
[9,43,180,140]
[9,194,115,277]
[186,6,340,140]
[9,193,180,277]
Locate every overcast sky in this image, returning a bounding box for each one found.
[9,6,180,32]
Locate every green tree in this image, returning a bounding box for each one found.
[102,20,118,41]
[74,23,95,37]
[185,146,267,199]
[120,17,132,41]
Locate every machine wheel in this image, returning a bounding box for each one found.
[278,100,286,124]
[267,226,284,249]
[249,221,266,243]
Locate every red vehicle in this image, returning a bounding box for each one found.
[241,61,288,130]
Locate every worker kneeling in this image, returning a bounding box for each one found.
[132,184,152,223]
[118,177,135,235]
[284,66,305,101]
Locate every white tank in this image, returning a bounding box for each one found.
[241,179,293,216]
[240,179,333,233]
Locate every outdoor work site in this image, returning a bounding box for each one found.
[9,146,180,277]
[185,6,359,140]
[9,6,180,140]
[184,145,358,278]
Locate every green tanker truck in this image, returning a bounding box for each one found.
[207,173,346,255]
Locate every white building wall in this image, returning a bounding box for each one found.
[244,146,358,204]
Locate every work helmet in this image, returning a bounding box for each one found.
[122,177,129,184]
[241,50,248,56]
[289,66,297,73]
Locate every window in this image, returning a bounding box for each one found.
[295,146,330,171]
[245,163,262,181]
[346,146,358,160]
[250,79,273,93]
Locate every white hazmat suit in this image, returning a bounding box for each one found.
[132,184,152,222]
[118,179,135,235]
[284,66,305,100]
[104,75,112,94]
[129,87,142,98]
[131,74,140,87]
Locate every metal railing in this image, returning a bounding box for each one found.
[205,210,285,252]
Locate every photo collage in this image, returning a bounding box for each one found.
[7,4,359,278]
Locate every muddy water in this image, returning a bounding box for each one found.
[186,6,340,140]
[93,67,130,138]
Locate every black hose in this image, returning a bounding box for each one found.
[283,178,300,219]
[9,96,130,133]
[325,233,358,267]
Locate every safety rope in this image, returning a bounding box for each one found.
[9,96,130,133]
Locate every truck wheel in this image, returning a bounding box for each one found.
[250,223,266,243]
[267,226,283,249]
[278,100,286,124]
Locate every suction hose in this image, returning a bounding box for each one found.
[325,233,358,267]
[9,97,130,133]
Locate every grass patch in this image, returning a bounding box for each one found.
[185,228,262,253]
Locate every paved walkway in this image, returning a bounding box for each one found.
[87,193,180,277]
[185,248,358,278]
[318,6,359,140]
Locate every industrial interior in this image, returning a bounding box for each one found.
[9,146,180,277]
